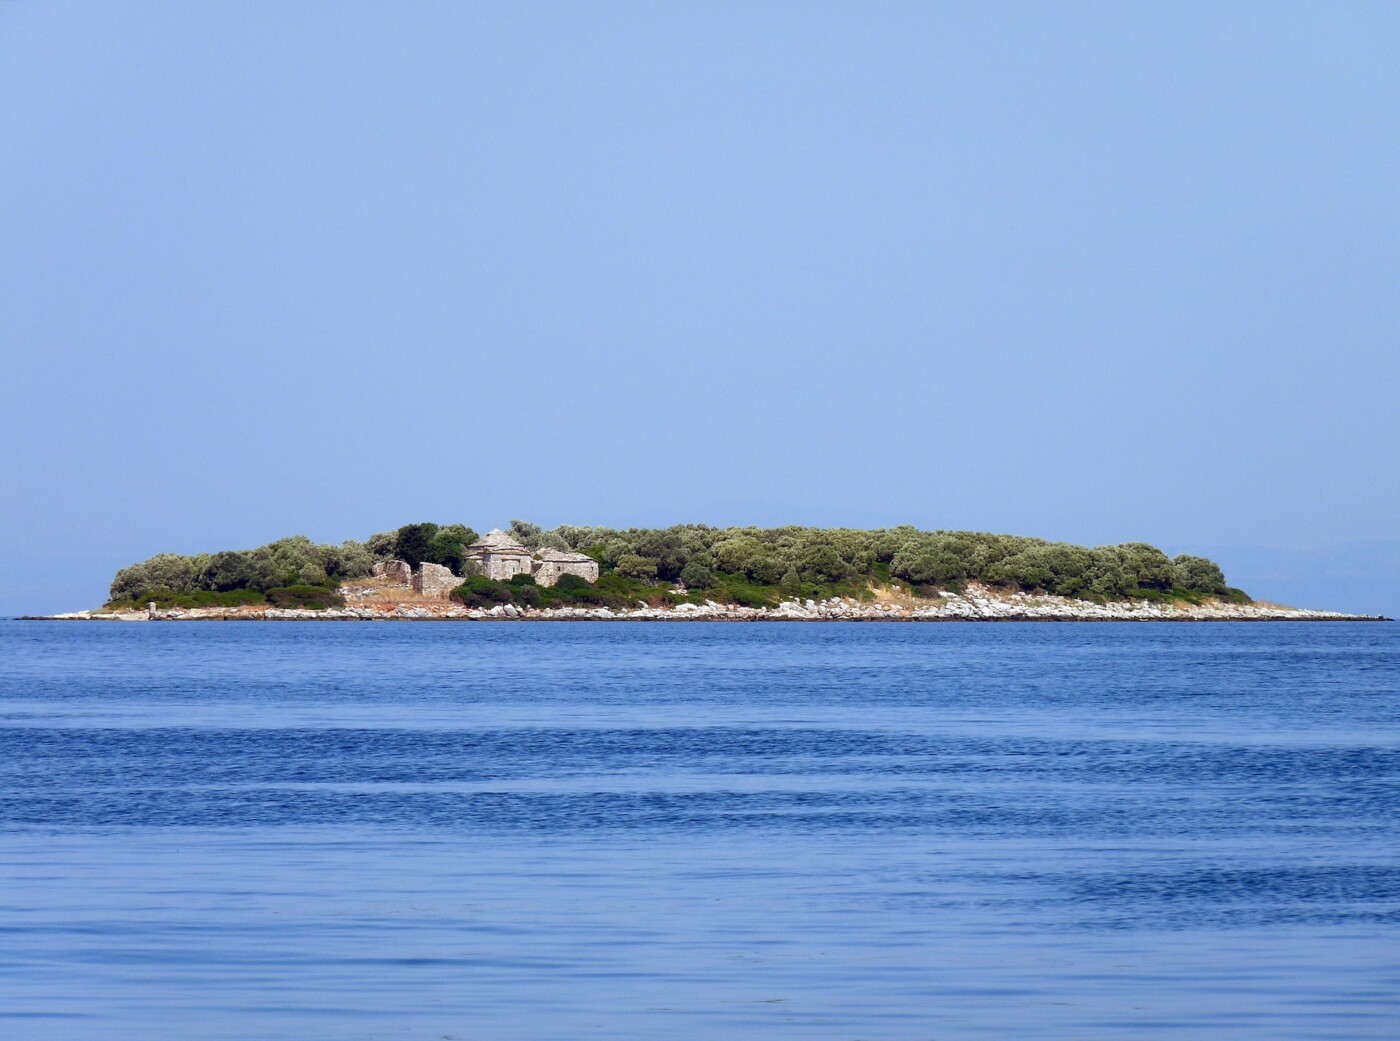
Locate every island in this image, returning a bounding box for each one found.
[33,521,1388,622]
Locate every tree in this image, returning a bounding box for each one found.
[1087,550,1133,598]
[745,554,783,585]
[330,540,375,580]
[509,519,541,541]
[679,560,717,589]
[891,534,969,586]
[110,553,202,601]
[712,536,761,574]
[615,554,658,580]
[365,531,396,558]
[634,529,688,581]
[800,545,851,584]
[1111,543,1175,591]
[198,551,253,592]
[437,524,478,545]
[1172,554,1227,595]
[105,521,1237,610]
[392,523,439,569]
[424,525,477,575]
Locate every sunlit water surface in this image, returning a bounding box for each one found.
[1,620,1397,1040]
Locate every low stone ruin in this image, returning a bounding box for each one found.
[412,562,460,598]
[532,547,601,586]
[462,529,534,581]
[463,529,599,587]
[371,559,412,584]
[366,530,600,601]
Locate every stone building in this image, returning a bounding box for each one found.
[412,562,460,597]
[532,547,601,587]
[464,529,600,587]
[463,529,535,581]
[371,559,412,584]
[366,530,600,601]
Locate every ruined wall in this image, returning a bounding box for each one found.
[468,550,533,582]
[412,562,461,598]
[375,548,597,593]
[371,559,412,586]
[532,554,600,587]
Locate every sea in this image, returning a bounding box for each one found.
[0,619,1397,1040]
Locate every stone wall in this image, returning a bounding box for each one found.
[412,562,461,599]
[532,552,600,587]
[463,529,538,582]
[466,549,533,581]
[372,559,412,586]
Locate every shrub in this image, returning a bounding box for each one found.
[450,575,513,607]
[537,570,637,607]
[615,554,658,580]
[266,585,345,610]
[890,537,969,586]
[193,588,265,607]
[988,544,1093,597]
[528,531,570,551]
[327,540,375,581]
[679,561,717,589]
[744,554,783,585]
[634,530,687,581]
[1083,550,1131,598]
[712,536,761,574]
[109,553,203,602]
[553,573,592,594]
[365,531,396,558]
[716,575,776,608]
[509,519,541,542]
[555,585,604,605]
[245,536,336,592]
[198,551,254,591]
[800,545,851,584]
[107,588,269,610]
[1172,554,1228,595]
[1112,542,1175,591]
[510,584,542,608]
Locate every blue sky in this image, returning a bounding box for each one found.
[2,2,1397,616]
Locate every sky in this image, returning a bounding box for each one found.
[1,2,1397,617]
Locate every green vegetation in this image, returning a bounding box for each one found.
[106,535,372,609]
[390,522,479,572]
[443,523,1244,610]
[449,570,657,611]
[105,521,1248,610]
[527,524,1243,605]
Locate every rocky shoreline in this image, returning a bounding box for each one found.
[32,584,1388,623]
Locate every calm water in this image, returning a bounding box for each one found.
[1,620,1397,1040]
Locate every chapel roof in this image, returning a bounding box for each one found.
[466,529,531,553]
[534,548,595,563]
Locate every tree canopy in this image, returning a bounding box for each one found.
[107,520,1244,608]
